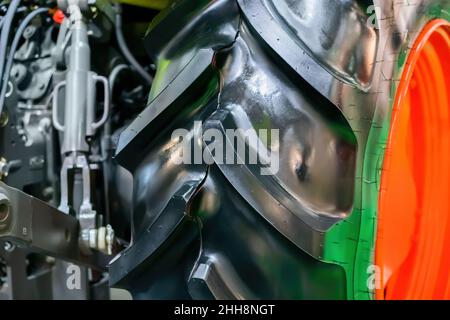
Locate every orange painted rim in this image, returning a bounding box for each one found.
[375,19,450,300]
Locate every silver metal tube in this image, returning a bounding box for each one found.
[61,4,90,154]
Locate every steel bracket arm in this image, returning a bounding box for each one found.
[0,182,110,270]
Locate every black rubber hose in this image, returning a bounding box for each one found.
[114,3,152,85]
[0,0,21,99]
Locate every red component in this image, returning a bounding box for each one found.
[53,9,65,24]
[376,19,450,300]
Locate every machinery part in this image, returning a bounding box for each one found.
[1,10,55,196]
[375,19,450,299]
[0,8,50,113]
[52,73,109,134]
[0,0,146,300]
[109,0,450,300]
[54,0,113,256]
[10,16,54,101]
[56,3,91,153]
[0,1,21,117]
[51,80,66,132]
[0,181,110,270]
[88,74,110,132]
[0,242,55,300]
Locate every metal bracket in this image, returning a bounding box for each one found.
[0,181,110,270]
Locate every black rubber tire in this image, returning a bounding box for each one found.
[109,0,450,300]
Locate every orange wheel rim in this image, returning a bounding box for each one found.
[375,19,450,300]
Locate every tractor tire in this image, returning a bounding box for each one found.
[109,0,450,300]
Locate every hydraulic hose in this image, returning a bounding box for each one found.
[114,3,152,85]
[0,0,21,106]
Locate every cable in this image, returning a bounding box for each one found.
[0,0,21,100]
[103,63,130,142]
[0,7,49,116]
[114,3,152,85]
[109,64,130,94]
[105,63,129,133]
